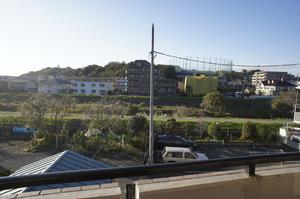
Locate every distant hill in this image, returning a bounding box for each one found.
[22,62,127,79]
[21,61,179,80]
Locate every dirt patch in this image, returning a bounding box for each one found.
[0,140,51,172]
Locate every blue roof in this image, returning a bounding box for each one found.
[0,150,112,195]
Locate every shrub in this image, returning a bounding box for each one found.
[241,121,257,141]
[207,122,222,139]
[128,113,147,132]
[201,92,225,117]
[164,118,179,133]
[0,166,10,177]
[126,105,140,115]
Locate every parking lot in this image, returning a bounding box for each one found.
[196,144,286,159]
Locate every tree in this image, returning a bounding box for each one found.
[20,94,50,130]
[201,92,225,116]
[207,122,222,139]
[157,65,177,80]
[241,121,257,140]
[128,113,147,132]
[48,95,74,133]
[271,91,296,118]
[84,102,122,136]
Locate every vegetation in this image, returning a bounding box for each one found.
[201,92,225,116]
[240,121,257,141]
[128,113,147,132]
[207,122,222,139]
[0,166,10,177]
[157,64,177,80]
[271,91,296,118]
[22,63,177,80]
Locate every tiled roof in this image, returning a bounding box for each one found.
[0,150,112,196]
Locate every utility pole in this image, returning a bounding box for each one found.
[148,24,154,164]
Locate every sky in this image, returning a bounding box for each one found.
[0,0,299,76]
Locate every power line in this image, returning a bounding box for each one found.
[154,51,300,68]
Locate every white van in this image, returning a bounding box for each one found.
[161,147,208,163]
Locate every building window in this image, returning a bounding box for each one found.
[81,83,85,87]
[80,89,85,94]
[99,90,106,95]
[73,83,78,87]
[91,83,96,87]
[91,89,96,94]
[99,84,105,87]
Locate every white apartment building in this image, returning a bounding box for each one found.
[70,79,113,95]
[251,71,294,86]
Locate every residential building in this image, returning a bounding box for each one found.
[251,71,295,86]
[0,79,9,91]
[38,79,72,94]
[0,150,111,196]
[69,78,113,95]
[184,75,218,96]
[126,60,177,96]
[114,78,128,93]
[8,77,37,92]
[255,79,295,96]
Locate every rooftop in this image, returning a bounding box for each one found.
[0,150,111,196]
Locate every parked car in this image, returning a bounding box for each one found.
[161,147,208,163]
[155,135,197,150]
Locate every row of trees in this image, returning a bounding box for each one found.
[208,121,257,141]
[201,91,298,119]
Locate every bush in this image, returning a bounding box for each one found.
[126,105,140,115]
[0,166,10,177]
[164,118,179,133]
[207,122,222,139]
[128,113,147,132]
[201,92,225,117]
[241,121,257,141]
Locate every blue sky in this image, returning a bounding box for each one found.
[0,0,299,76]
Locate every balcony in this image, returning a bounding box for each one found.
[1,153,300,199]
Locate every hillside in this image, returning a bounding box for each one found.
[21,62,179,80]
[22,62,127,79]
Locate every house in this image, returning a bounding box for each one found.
[251,71,295,86]
[0,150,112,196]
[8,77,37,92]
[255,79,295,96]
[69,78,114,95]
[38,79,72,94]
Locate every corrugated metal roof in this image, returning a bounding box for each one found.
[0,150,112,196]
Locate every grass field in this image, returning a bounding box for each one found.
[0,111,291,124]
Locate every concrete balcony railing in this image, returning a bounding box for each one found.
[3,164,300,199]
[135,164,300,199]
[1,153,300,199]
